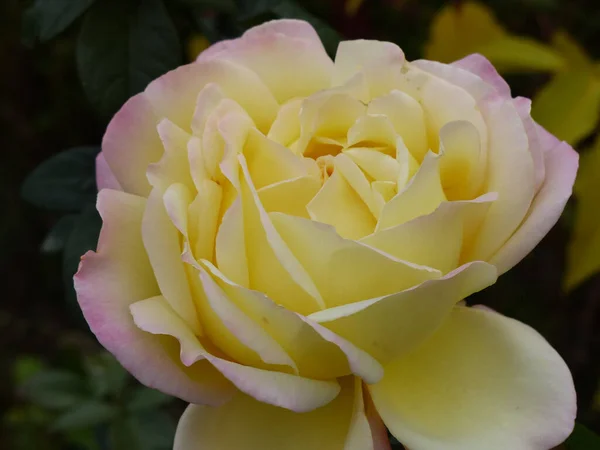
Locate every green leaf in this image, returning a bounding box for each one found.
[133,411,177,449]
[532,70,600,145]
[108,412,176,450]
[126,386,173,412]
[84,353,129,398]
[176,0,237,12]
[565,423,600,449]
[51,400,117,431]
[237,0,281,20]
[20,370,88,410]
[21,146,99,212]
[77,0,182,116]
[41,215,78,254]
[23,0,96,43]
[62,204,102,306]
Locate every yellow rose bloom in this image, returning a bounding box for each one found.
[76,20,577,450]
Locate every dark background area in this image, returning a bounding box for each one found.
[1,0,600,448]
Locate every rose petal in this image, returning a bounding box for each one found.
[201,260,353,380]
[308,169,376,239]
[308,262,497,365]
[74,190,232,405]
[272,213,440,309]
[451,53,511,99]
[362,193,496,274]
[239,154,325,313]
[95,153,121,191]
[147,119,195,193]
[142,187,201,334]
[199,19,333,103]
[333,40,405,99]
[367,90,429,161]
[130,294,341,412]
[370,306,576,450]
[377,152,446,231]
[491,132,578,274]
[174,377,383,450]
[466,98,536,262]
[101,93,162,196]
[145,59,278,133]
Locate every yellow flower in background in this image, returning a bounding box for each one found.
[75,19,577,450]
[425,1,563,73]
[187,34,211,62]
[566,135,600,290]
[532,31,600,145]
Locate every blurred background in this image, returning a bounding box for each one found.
[2,0,600,448]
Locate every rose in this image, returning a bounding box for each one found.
[75,20,577,450]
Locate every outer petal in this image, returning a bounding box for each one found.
[130,293,339,412]
[74,190,232,405]
[370,306,576,450]
[198,19,333,103]
[307,262,497,366]
[490,127,578,273]
[95,153,121,191]
[101,93,163,196]
[451,53,511,98]
[174,377,386,450]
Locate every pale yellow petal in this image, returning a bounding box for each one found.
[147,119,195,194]
[202,260,352,380]
[174,377,380,450]
[367,90,429,161]
[272,213,440,309]
[130,293,340,412]
[308,262,497,365]
[362,194,496,274]
[370,306,576,450]
[240,155,325,313]
[258,176,321,218]
[145,59,278,133]
[308,170,376,240]
[142,188,201,334]
[378,152,446,231]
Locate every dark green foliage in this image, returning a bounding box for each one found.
[565,424,600,449]
[21,146,99,211]
[76,0,182,117]
[23,0,97,44]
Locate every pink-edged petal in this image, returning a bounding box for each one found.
[145,59,278,133]
[74,189,232,405]
[307,262,497,366]
[490,130,578,274]
[370,306,576,450]
[451,53,511,98]
[513,97,546,192]
[95,153,121,191]
[130,292,341,412]
[174,377,385,450]
[198,20,333,103]
[101,93,163,196]
[465,97,536,261]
